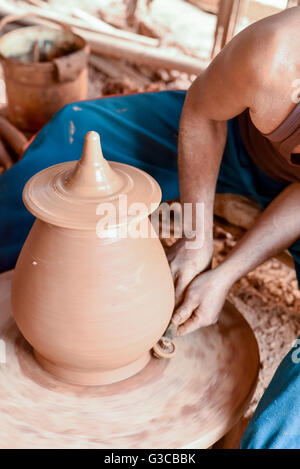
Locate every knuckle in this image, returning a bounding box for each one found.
[185,290,197,304]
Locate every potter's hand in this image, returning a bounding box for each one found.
[167,237,213,307]
[172,268,230,336]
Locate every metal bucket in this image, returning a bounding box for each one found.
[0,24,89,132]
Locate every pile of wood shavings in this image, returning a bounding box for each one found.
[214,226,300,416]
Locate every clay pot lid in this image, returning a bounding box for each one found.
[23,131,161,230]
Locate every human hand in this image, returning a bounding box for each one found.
[171,267,230,336]
[167,237,213,307]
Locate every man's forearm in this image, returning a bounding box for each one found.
[216,183,300,284]
[178,85,227,243]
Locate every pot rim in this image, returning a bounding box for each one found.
[23,160,162,230]
[0,25,88,70]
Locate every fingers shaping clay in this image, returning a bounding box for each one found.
[11,131,175,386]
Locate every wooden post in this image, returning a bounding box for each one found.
[211,0,249,58]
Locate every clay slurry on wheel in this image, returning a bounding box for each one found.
[1,269,260,448]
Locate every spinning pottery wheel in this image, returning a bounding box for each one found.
[0,132,260,448]
[0,270,259,449]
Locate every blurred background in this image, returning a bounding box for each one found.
[0,0,299,103]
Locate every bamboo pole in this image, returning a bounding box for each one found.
[0,4,207,75]
[17,0,159,47]
[85,30,204,74]
[71,6,159,47]
[0,2,206,74]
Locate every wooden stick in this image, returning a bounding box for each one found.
[89,55,146,92]
[16,0,159,47]
[71,6,159,47]
[214,194,295,270]
[211,0,248,59]
[89,54,151,87]
[214,193,261,230]
[0,138,14,170]
[126,0,138,26]
[89,55,122,78]
[85,30,204,74]
[110,58,151,87]
[33,40,39,62]
[0,117,28,159]
[214,215,294,270]
[0,2,206,74]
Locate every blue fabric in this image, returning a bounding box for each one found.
[240,340,300,449]
[1,90,300,276]
[0,90,300,449]
[0,91,184,272]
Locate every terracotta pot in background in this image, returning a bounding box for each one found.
[11,131,175,386]
[0,26,89,132]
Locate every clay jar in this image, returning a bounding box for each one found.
[0,26,89,132]
[11,132,175,385]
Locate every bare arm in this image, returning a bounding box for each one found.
[169,8,300,335]
[168,31,257,304]
[216,183,300,283]
[173,183,300,335]
[178,86,227,248]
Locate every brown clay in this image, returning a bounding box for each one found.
[0,26,89,132]
[1,270,260,448]
[11,131,175,386]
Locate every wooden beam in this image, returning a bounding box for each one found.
[88,31,205,74]
[214,215,295,270]
[89,54,151,88]
[211,0,249,58]
[0,2,206,74]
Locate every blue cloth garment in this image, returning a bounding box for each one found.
[0,90,299,448]
[0,91,184,272]
[240,341,300,449]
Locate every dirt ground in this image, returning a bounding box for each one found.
[213,226,300,417]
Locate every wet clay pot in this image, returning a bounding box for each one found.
[11,132,175,385]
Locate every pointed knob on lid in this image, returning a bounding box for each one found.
[23,130,162,230]
[63,131,123,196]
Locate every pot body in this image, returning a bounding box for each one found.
[11,219,174,385]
